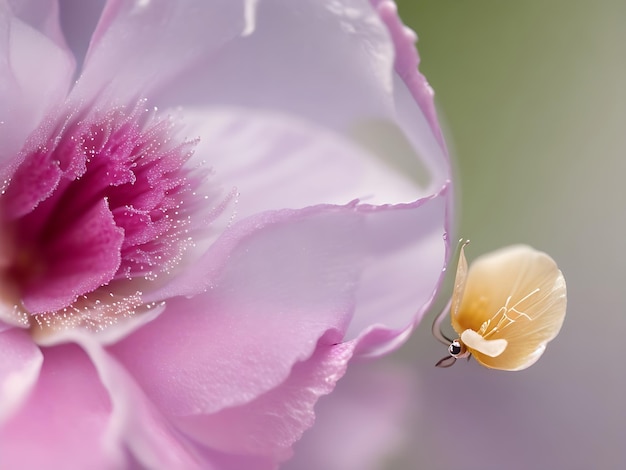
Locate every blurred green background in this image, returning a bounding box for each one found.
[391,1,624,468]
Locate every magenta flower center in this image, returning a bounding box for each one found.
[0,102,199,332]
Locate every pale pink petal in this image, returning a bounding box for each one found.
[284,360,415,470]
[77,0,450,205]
[72,0,251,105]
[345,194,447,344]
[76,0,396,137]
[149,0,452,217]
[350,1,451,205]
[0,1,74,169]
[71,0,452,249]
[0,328,42,423]
[68,333,208,470]
[0,343,122,470]
[148,0,451,198]
[174,337,355,463]
[149,195,447,347]
[111,209,361,416]
[183,108,437,218]
[113,197,446,420]
[373,0,447,150]
[152,0,396,132]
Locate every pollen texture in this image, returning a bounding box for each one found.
[0,101,201,332]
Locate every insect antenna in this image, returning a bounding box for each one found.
[435,356,457,368]
[432,297,453,345]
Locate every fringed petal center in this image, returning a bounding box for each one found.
[0,101,202,333]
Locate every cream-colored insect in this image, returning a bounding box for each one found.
[434,242,567,370]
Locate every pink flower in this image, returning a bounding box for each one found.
[0,1,451,469]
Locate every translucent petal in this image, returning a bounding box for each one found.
[452,245,566,371]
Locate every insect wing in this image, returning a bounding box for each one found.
[449,243,469,336]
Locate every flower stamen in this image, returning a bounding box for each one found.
[0,100,204,335]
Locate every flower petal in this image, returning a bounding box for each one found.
[70,333,207,470]
[117,0,396,131]
[0,1,74,169]
[0,343,122,470]
[150,0,449,195]
[183,107,438,218]
[373,0,447,150]
[21,198,124,313]
[150,198,447,333]
[72,0,251,104]
[0,327,42,424]
[111,208,362,417]
[173,336,355,463]
[345,194,447,347]
[78,0,451,197]
[114,195,446,421]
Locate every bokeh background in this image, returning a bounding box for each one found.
[389,1,624,468]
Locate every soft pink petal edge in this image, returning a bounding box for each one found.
[372,0,447,151]
[173,334,356,464]
[179,107,438,214]
[0,1,74,171]
[112,201,425,415]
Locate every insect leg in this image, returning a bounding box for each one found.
[432,297,453,345]
[435,355,457,368]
